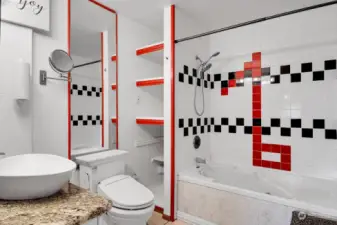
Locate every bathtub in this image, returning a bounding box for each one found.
[177,163,337,225]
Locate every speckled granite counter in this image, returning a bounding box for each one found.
[0,183,112,225]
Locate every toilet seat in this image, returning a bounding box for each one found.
[98,175,154,210]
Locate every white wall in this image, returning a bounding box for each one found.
[207,5,337,177]
[118,15,164,187]
[32,0,68,157]
[0,22,33,156]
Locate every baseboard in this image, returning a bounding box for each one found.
[177,211,217,225]
[162,214,171,221]
[154,205,164,214]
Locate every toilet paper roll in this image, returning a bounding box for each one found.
[15,62,30,101]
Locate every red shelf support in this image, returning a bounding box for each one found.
[136,118,164,125]
[111,55,117,61]
[111,84,117,90]
[136,78,164,87]
[136,43,164,56]
[111,118,117,123]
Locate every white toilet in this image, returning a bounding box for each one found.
[76,150,154,225]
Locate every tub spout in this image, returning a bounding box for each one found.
[0,152,5,160]
[195,157,206,164]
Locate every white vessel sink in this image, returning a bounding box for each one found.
[0,154,76,200]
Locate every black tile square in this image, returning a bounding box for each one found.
[92,87,96,92]
[188,118,193,127]
[207,74,211,81]
[244,126,252,134]
[204,80,208,88]
[291,73,301,83]
[78,90,83,96]
[325,60,337,70]
[71,90,73,95]
[214,125,221,133]
[193,127,197,135]
[207,125,211,133]
[271,118,281,127]
[197,78,201,86]
[236,118,244,126]
[302,128,313,138]
[73,121,78,126]
[71,115,73,121]
[197,118,201,126]
[204,118,208,125]
[214,74,221,81]
[96,115,100,120]
[291,119,302,128]
[99,88,102,93]
[188,76,193,85]
[211,82,215,89]
[96,92,100,97]
[100,120,102,125]
[78,115,83,121]
[280,65,291,74]
[192,68,197,77]
[262,127,271,135]
[271,75,280,84]
[261,67,270,76]
[178,73,184,82]
[184,128,189,137]
[313,119,325,129]
[83,121,88,126]
[253,119,261,126]
[87,91,92,97]
[221,118,228,125]
[236,80,244,87]
[72,84,78,90]
[221,80,228,88]
[326,130,337,139]
[281,127,291,137]
[244,70,252,78]
[313,71,324,81]
[229,126,236,133]
[211,118,215,125]
[184,65,189,74]
[228,72,235,80]
[178,119,184,128]
[92,120,97,126]
[88,115,92,120]
[82,85,88,91]
[201,126,205,134]
[301,62,312,72]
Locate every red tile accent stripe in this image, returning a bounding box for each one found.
[111,84,117,90]
[111,118,117,124]
[236,71,244,79]
[221,87,228,96]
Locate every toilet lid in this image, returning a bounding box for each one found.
[98,175,154,210]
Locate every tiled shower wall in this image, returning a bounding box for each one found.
[177,5,337,178]
[71,55,102,148]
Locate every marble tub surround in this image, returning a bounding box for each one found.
[291,211,337,225]
[0,183,112,225]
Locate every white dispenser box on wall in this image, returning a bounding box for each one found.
[14,62,30,101]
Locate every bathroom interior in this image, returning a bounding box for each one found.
[1,0,337,225]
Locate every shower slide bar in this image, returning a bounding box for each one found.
[175,0,337,44]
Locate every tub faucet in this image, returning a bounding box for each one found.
[0,152,5,160]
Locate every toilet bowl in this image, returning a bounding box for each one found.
[98,175,154,225]
[75,150,155,225]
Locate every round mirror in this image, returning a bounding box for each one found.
[49,50,74,74]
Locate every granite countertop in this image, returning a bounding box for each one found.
[0,184,112,225]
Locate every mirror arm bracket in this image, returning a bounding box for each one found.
[40,70,71,86]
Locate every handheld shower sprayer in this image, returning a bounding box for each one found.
[194,52,220,116]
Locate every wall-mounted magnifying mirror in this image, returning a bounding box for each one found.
[49,49,74,74]
[40,49,74,85]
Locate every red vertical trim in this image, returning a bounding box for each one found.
[116,14,119,149]
[170,4,176,222]
[67,0,71,159]
[88,0,116,13]
[101,32,105,147]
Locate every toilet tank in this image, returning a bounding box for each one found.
[76,150,128,192]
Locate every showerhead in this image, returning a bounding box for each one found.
[212,52,220,57]
[202,63,212,73]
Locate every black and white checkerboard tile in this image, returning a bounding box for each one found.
[71,84,102,97]
[178,117,337,140]
[178,65,215,89]
[178,59,337,88]
[71,115,102,126]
